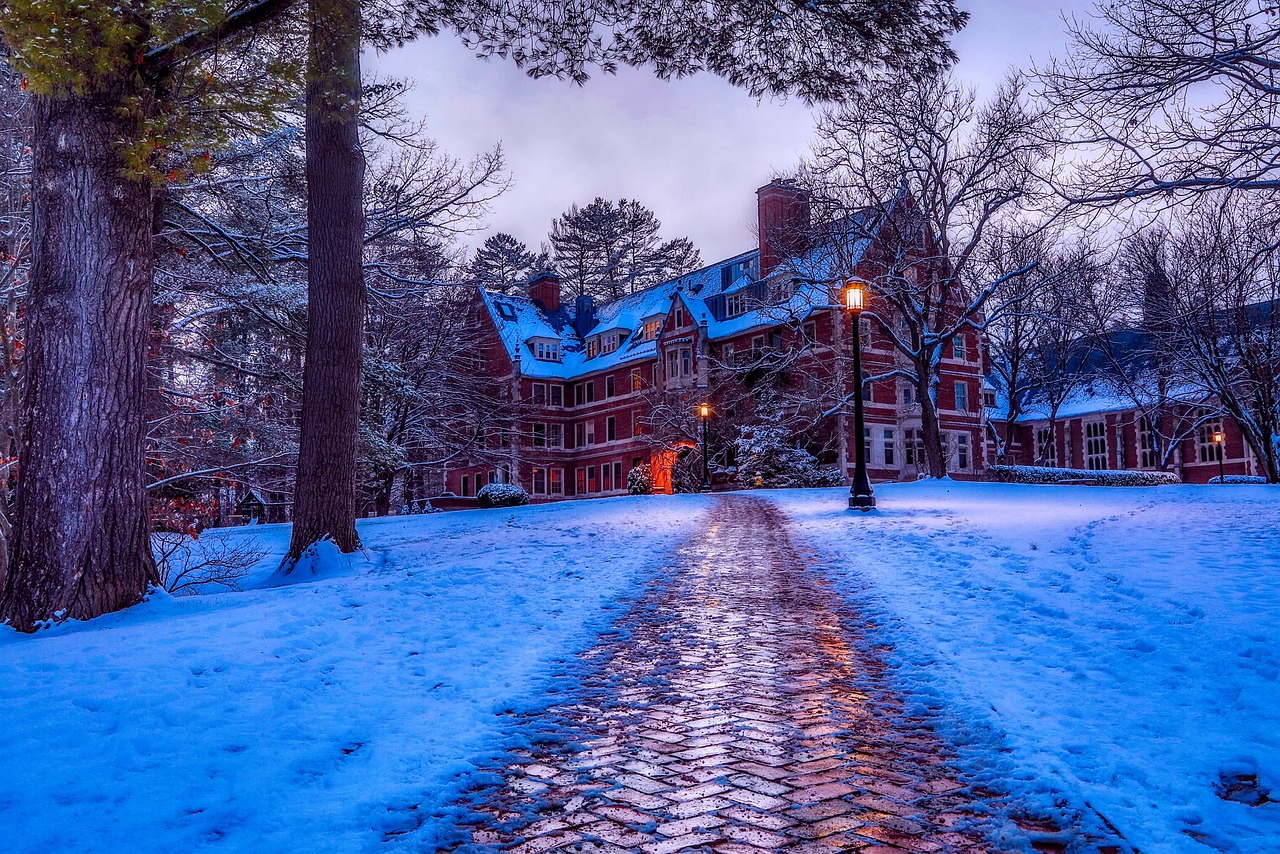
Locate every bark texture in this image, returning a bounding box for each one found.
[0,90,159,630]
[286,0,366,563]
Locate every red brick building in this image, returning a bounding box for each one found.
[440,182,988,500]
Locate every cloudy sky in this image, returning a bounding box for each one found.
[366,1,1094,265]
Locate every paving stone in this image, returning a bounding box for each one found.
[445,496,1119,854]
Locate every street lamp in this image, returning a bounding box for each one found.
[1213,430,1226,484]
[698,403,712,491]
[844,280,875,510]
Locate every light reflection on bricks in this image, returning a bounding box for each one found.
[448,497,1120,853]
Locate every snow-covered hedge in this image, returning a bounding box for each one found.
[735,426,843,489]
[628,463,653,495]
[1209,475,1270,484]
[988,464,1181,486]
[476,483,529,508]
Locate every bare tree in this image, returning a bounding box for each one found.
[803,71,1052,476]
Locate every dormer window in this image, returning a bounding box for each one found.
[587,339,599,359]
[601,334,619,355]
[534,340,561,362]
[641,319,662,341]
[725,292,749,318]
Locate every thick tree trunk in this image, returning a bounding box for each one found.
[286,0,366,564]
[0,91,159,630]
[917,363,947,478]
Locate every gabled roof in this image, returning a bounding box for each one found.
[476,207,886,381]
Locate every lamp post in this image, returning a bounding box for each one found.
[845,280,876,510]
[1213,430,1226,484]
[698,403,711,491]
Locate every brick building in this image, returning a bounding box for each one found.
[440,181,988,500]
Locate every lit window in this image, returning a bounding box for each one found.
[1198,419,1225,462]
[587,339,599,358]
[532,468,546,495]
[549,469,563,495]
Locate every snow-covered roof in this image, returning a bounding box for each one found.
[477,209,884,381]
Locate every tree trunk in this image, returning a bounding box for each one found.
[917,363,947,478]
[0,90,159,631]
[286,0,366,564]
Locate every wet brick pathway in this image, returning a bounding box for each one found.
[448,496,1116,853]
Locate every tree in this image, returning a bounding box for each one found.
[549,198,701,301]
[1045,0,1280,203]
[803,71,1050,477]
[0,0,298,631]
[469,233,538,292]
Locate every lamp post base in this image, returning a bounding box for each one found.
[848,493,876,511]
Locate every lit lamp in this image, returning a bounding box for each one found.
[1213,431,1226,484]
[698,403,712,491]
[844,280,875,510]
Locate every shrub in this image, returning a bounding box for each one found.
[988,464,1181,486]
[628,463,654,495]
[1208,475,1270,484]
[735,426,843,488]
[476,483,530,508]
[153,532,267,596]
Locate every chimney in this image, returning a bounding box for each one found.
[573,294,596,337]
[757,179,811,277]
[528,268,561,313]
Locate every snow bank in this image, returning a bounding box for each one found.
[765,482,1280,853]
[0,495,710,853]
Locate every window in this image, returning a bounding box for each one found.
[601,334,618,354]
[954,382,969,413]
[667,350,679,379]
[550,385,563,407]
[531,383,546,405]
[534,340,560,361]
[461,475,470,497]
[631,369,643,391]
[613,462,623,489]
[904,429,925,466]
[488,471,497,485]
[802,321,817,342]
[1138,416,1158,468]
[955,434,969,470]
[864,427,872,461]
[1036,426,1057,467]
[587,339,599,359]
[769,331,783,350]
[586,466,597,493]
[859,317,872,349]
[726,292,749,318]
[751,335,765,354]
[1085,421,1108,470]
[495,301,517,320]
[675,306,685,327]
[983,390,998,408]
[547,424,563,448]
[606,375,615,398]
[642,319,661,340]
[1198,419,1225,462]
[681,348,693,376]
[633,412,645,436]
[586,381,595,403]
[549,469,563,495]
[901,383,917,405]
[532,468,546,495]
[576,467,587,495]
[723,343,735,364]
[602,464,613,492]
[585,420,595,445]
[574,383,584,406]
[532,423,546,448]
[862,371,872,402]
[883,429,896,466]
[606,416,616,442]
[952,334,967,361]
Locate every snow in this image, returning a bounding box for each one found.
[0,496,711,853]
[764,481,1280,853]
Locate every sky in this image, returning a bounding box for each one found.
[365,1,1095,266]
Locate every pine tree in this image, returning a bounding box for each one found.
[470,233,538,292]
[549,198,701,302]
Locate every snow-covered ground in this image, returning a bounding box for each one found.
[0,496,711,853]
[766,482,1280,854]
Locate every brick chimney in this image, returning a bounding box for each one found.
[528,269,561,313]
[757,179,811,277]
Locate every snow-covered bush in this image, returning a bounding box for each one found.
[153,532,267,595]
[735,426,843,489]
[476,483,529,508]
[1208,475,1270,484]
[988,464,1180,486]
[628,463,653,495]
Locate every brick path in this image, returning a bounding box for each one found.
[448,496,1107,853]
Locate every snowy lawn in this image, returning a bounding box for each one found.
[765,481,1280,854]
[0,495,710,853]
